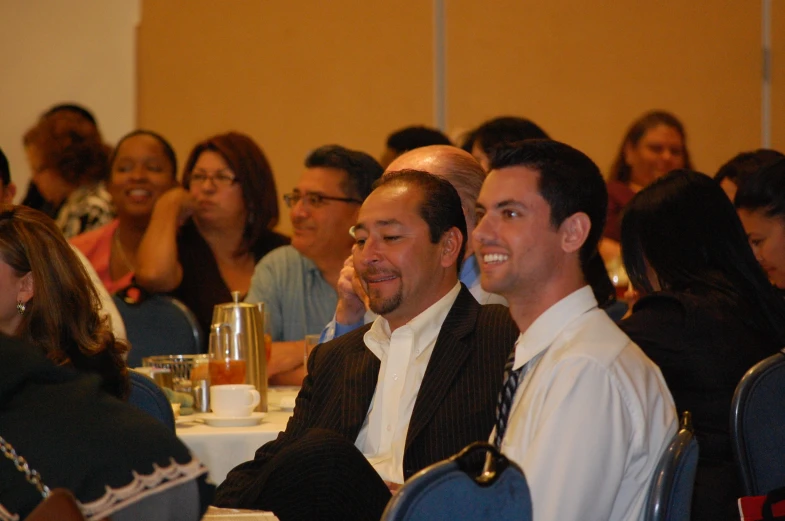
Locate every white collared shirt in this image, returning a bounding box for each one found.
[355,282,462,484]
[494,286,677,521]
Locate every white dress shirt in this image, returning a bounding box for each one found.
[355,282,462,484]
[495,286,677,521]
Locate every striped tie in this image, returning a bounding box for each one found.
[494,351,525,449]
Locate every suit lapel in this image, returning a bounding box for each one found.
[405,286,480,452]
[341,341,381,437]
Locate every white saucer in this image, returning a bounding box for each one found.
[175,415,198,425]
[201,412,266,427]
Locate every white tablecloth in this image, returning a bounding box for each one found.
[201,506,279,520]
[178,387,297,486]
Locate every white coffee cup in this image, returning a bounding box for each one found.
[210,384,261,417]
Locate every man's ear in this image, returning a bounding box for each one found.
[439,227,463,268]
[561,213,591,255]
[17,271,34,304]
[1,183,16,204]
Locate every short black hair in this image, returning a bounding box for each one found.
[44,103,98,127]
[0,146,10,186]
[305,145,383,201]
[374,169,467,274]
[490,139,607,269]
[715,149,785,192]
[472,116,549,155]
[386,126,452,154]
[109,129,178,177]
[735,157,785,219]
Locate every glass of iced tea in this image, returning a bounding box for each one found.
[208,323,247,385]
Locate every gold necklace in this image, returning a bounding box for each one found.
[113,230,135,273]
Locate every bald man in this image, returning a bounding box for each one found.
[321,145,506,342]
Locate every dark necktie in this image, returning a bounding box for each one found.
[494,351,526,449]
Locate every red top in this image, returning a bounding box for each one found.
[70,219,134,294]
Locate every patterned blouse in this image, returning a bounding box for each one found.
[55,183,115,239]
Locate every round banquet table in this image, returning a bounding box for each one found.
[176,387,297,486]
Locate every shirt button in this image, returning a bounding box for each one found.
[387,425,392,432]
[393,374,398,381]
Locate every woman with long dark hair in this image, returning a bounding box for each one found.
[619,170,785,520]
[0,205,129,398]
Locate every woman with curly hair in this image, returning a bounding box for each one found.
[0,204,128,398]
[23,109,114,238]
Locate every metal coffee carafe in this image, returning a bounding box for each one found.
[212,292,268,412]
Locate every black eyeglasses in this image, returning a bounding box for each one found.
[190,171,237,187]
[283,192,362,209]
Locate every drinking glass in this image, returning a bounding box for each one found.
[209,323,247,385]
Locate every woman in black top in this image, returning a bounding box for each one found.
[136,132,289,344]
[619,169,785,521]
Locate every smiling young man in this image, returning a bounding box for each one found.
[215,171,518,520]
[473,140,677,521]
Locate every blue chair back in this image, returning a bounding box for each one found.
[114,290,202,367]
[644,411,700,521]
[128,371,175,431]
[381,442,532,521]
[731,351,785,495]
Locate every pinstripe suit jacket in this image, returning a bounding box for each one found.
[214,284,518,507]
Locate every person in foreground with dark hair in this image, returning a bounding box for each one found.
[244,145,383,384]
[0,334,213,519]
[463,115,550,171]
[735,157,785,291]
[474,139,676,521]
[619,170,785,520]
[715,148,784,201]
[379,125,452,168]
[0,204,129,399]
[215,171,518,520]
[135,131,289,349]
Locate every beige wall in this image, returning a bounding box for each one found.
[773,1,785,149]
[138,1,433,234]
[0,0,139,201]
[138,1,785,235]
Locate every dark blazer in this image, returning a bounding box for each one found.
[620,289,781,521]
[214,284,519,508]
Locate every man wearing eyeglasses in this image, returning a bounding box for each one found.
[245,145,383,384]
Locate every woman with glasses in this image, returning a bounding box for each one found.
[136,132,289,345]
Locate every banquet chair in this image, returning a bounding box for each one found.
[381,442,532,521]
[644,411,700,521]
[731,350,785,495]
[128,371,176,431]
[114,285,203,367]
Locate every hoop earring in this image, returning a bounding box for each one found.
[16,301,25,315]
